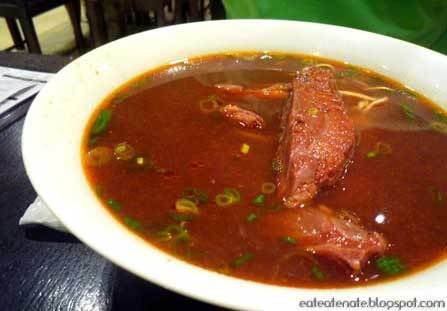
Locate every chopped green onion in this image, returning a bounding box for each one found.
[175,198,199,215]
[430,121,447,134]
[215,194,233,207]
[307,107,319,116]
[400,103,416,120]
[86,146,113,167]
[272,159,283,175]
[376,256,406,276]
[241,143,250,154]
[434,110,447,124]
[181,187,208,204]
[199,95,219,113]
[169,212,195,222]
[366,150,378,159]
[230,252,254,268]
[124,216,141,230]
[252,194,265,207]
[114,142,135,160]
[215,188,241,207]
[106,198,121,211]
[261,182,276,194]
[398,88,417,99]
[335,68,358,79]
[246,212,257,223]
[224,188,241,203]
[311,265,325,280]
[175,228,189,243]
[91,109,112,135]
[154,230,172,241]
[281,236,297,245]
[156,225,189,243]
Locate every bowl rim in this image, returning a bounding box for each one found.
[22,19,447,310]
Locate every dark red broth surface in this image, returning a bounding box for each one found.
[83,53,447,288]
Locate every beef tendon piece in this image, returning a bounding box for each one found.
[262,205,387,271]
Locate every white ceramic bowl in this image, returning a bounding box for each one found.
[22,20,447,310]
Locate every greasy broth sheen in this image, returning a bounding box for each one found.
[83,53,447,288]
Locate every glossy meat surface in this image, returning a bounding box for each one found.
[262,205,387,271]
[276,67,355,207]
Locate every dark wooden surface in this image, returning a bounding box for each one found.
[0,52,222,311]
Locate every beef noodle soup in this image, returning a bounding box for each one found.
[82,53,447,288]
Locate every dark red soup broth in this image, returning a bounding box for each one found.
[83,53,447,288]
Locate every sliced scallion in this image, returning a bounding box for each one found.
[335,68,358,79]
[175,198,199,215]
[107,198,121,211]
[230,252,254,268]
[252,194,265,207]
[224,188,241,203]
[124,216,141,230]
[91,109,112,135]
[375,256,406,276]
[246,212,257,223]
[156,225,189,243]
[366,150,378,159]
[169,212,195,222]
[311,265,325,280]
[215,193,233,207]
[400,103,416,120]
[430,121,447,134]
[434,110,447,124]
[281,236,297,245]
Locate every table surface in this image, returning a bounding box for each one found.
[0,52,223,311]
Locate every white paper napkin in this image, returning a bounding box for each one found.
[19,197,68,232]
[0,66,54,116]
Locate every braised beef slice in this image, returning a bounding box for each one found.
[276,66,355,207]
[219,104,265,129]
[271,67,386,270]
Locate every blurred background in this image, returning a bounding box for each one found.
[0,0,226,56]
[2,0,447,56]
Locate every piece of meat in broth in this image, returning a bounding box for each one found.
[215,83,292,100]
[276,66,355,207]
[219,104,265,129]
[262,205,387,271]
